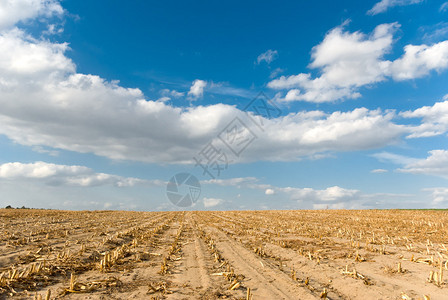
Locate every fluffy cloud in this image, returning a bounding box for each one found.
[371,168,388,173]
[0,26,408,164]
[0,0,63,31]
[374,148,448,179]
[187,79,207,100]
[259,183,411,209]
[0,72,408,163]
[265,188,275,195]
[398,150,448,178]
[0,161,161,187]
[204,177,363,207]
[268,23,448,103]
[180,175,414,209]
[279,185,360,203]
[390,41,448,80]
[0,28,74,75]
[0,161,88,179]
[203,197,223,208]
[245,108,406,161]
[268,23,398,102]
[257,49,278,64]
[401,100,448,138]
[367,0,423,15]
[423,187,448,206]
[202,176,359,203]
[0,29,237,163]
[0,2,426,165]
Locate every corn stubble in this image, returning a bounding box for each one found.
[1,209,447,299]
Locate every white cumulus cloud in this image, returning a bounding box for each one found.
[268,23,448,103]
[265,188,275,195]
[398,150,448,178]
[0,0,63,31]
[187,79,207,100]
[0,161,162,187]
[196,176,414,209]
[401,100,448,138]
[280,185,360,203]
[423,187,448,206]
[268,23,398,103]
[0,0,433,166]
[0,26,408,165]
[389,41,448,80]
[203,197,223,208]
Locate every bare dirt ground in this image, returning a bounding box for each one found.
[0,209,447,299]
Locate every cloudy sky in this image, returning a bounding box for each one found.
[1,0,448,210]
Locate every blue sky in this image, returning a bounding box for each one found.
[1,0,448,210]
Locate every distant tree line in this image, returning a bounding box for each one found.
[4,205,29,209]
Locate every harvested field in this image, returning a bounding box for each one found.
[0,209,447,299]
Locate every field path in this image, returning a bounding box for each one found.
[204,225,319,300]
[165,223,220,299]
